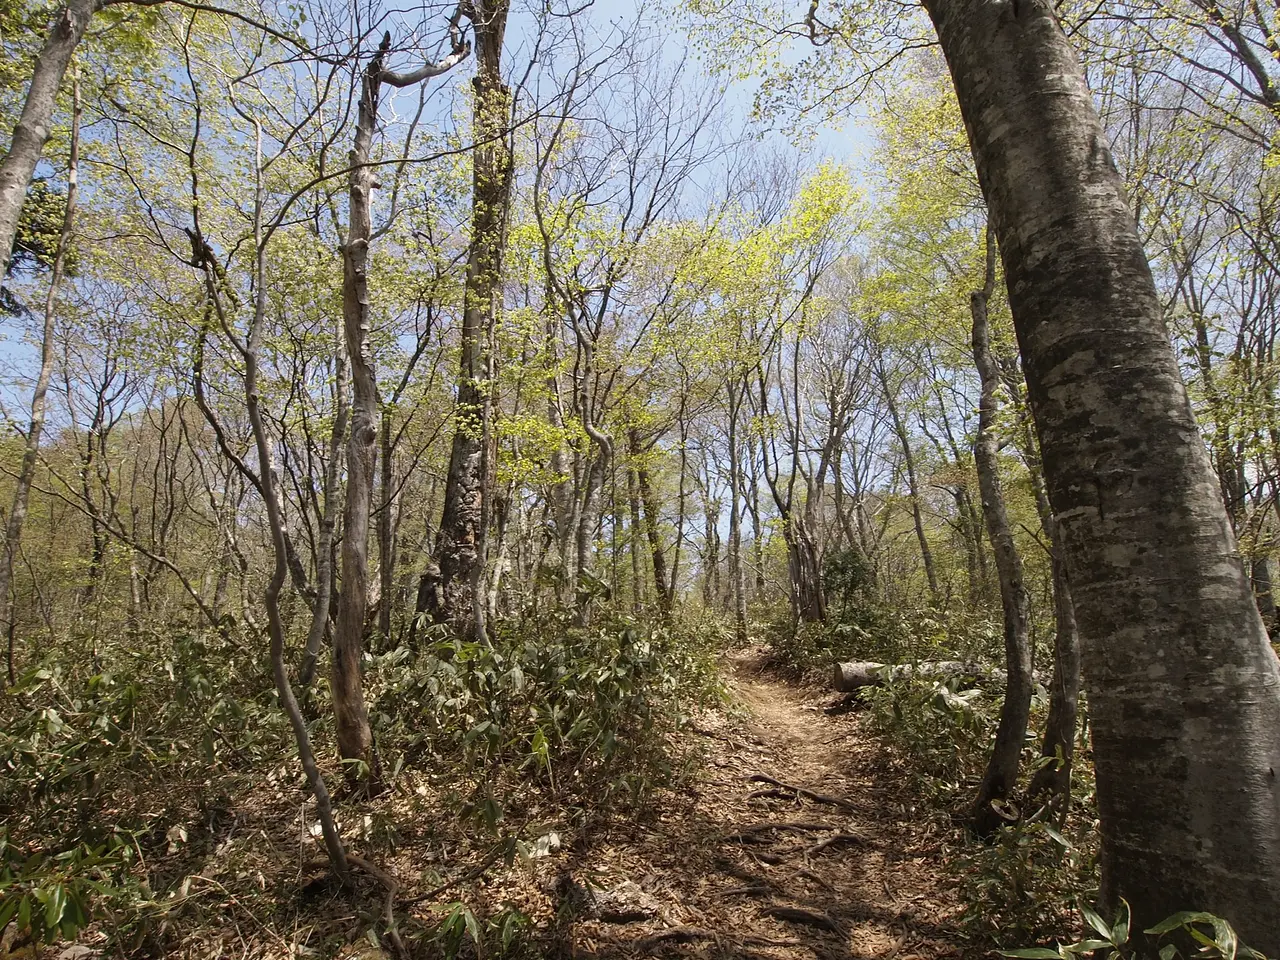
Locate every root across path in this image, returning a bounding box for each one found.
[551,648,963,959]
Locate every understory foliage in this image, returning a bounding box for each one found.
[863,668,1097,946]
[0,611,721,951]
[370,610,725,813]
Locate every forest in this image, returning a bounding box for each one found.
[3,0,1280,956]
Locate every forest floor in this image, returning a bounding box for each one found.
[538,646,965,960]
[20,647,971,960]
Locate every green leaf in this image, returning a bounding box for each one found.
[43,883,66,933]
[1111,899,1131,945]
[1158,946,1178,960]
[1189,928,1216,949]
[1063,940,1113,954]
[0,895,19,931]
[1145,911,1218,935]
[997,950,1064,958]
[1043,825,1072,849]
[1210,917,1237,959]
[1081,904,1114,941]
[462,906,482,945]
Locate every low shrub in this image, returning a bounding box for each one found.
[864,673,998,803]
[369,609,725,813]
[0,626,279,947]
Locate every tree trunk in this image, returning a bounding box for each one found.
[628,462,644,612]
[784,519,825,623]
[926,0,1280,945]
[881,372,940,604]
[1012,371,1083,822]
[706,497,722,609]
[377,408,394,641]
[669,404,688,610]
[299,317,347,688]
[631,429,671,616]
[433,3,510,640]
[747,436,767,596]
[238,120,347,882]
[0,73,79,686]
[1253,556,1276,625]
[728,384,748,644]
[332,41,384,787]
[1026,546,1081,819]
[967,231,1034,838]
[0,0,95,279]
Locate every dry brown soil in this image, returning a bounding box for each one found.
[538,648,965,960]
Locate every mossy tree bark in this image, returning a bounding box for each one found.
[925,0,1280,947]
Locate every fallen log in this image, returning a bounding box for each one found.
[831,660,1005,693]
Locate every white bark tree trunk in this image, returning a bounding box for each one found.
[0,0,95,278]
[925,0,1280,946]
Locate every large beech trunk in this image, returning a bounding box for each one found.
[967,233,1034,838]
[925,0,1280,946]
[433,1,510,640]
[0,0,95,278]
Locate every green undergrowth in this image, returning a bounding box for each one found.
[863,671,1100,947]
[0,607,727,955]
[765,548,1005,671]
[1000,899,1270,959]
[369,608,727,817]
[0,624,282,949]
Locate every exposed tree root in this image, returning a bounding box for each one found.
[637,925,804,950]
[348,855,406,960]
[747,774,858,811]
[758,904,842,933]
[790,865,837,892]
[805,832,872,856]
[727,820,837,843]
[721,883,774,897]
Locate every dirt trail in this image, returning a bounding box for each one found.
[559,649,962,959]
